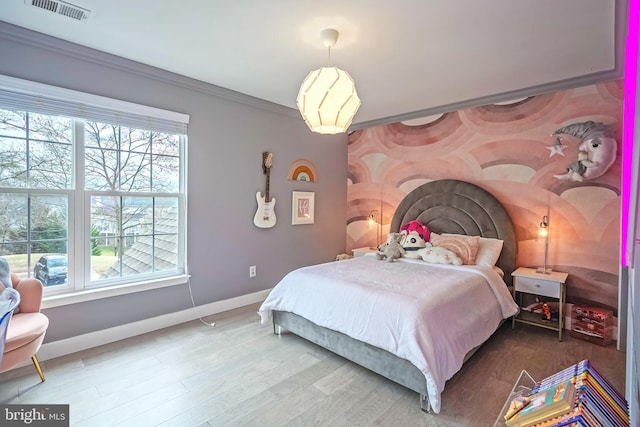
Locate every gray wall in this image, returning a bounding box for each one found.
[0,22,348,342]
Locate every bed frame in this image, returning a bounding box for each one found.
[272,179,517,412]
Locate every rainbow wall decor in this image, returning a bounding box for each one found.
[288,159,318,182]
[347,81,623,313]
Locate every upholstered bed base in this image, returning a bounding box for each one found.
[272,310,492,412]
[272,310,433,412]
[270,180,516,413]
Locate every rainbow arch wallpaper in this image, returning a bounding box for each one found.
[347,81,623,314]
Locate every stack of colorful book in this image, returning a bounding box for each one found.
[503,359,629,427]
[505,380,576,427]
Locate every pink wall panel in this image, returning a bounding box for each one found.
[347,81,623,313]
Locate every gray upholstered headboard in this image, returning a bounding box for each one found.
[390,179,517,287]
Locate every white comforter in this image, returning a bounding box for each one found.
[258,255,519,413]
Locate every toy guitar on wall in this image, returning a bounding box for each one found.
[254,151,276,228]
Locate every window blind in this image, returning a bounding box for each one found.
[0,74,189,134]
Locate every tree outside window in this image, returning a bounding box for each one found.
[0,108,184,290]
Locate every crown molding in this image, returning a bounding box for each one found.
[351,0,627,131]
[0,21,300,120]
[1,0,628,134]
[351,70,624,131]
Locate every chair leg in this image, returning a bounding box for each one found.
[31,355,45,382]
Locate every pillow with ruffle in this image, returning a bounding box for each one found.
[429,233,480,265]
[435,233,504,267]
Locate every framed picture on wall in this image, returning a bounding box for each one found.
[291,191,315,225]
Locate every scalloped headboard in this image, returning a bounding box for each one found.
[390,179,517,286]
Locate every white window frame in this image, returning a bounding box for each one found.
[0,75,190,308]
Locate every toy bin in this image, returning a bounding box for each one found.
[570,304,613,346]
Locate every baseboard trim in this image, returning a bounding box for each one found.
[38,288,271,362]
[30,290,622,368]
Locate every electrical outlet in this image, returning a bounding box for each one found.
[249,265,256,277]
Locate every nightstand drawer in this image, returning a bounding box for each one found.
[515,276,559,298]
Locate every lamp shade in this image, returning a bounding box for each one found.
[296,66,361,134]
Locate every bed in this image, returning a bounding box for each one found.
[258,179,519,413]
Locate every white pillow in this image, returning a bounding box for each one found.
[475,237,504,267]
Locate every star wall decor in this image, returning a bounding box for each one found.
[546,137,568,157]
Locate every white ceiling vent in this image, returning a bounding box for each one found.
[25,0,91,22]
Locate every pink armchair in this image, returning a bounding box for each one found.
[0,274,49,381]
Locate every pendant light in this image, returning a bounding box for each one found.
[296,28,361,134]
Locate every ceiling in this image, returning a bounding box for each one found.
[0,0,625,129]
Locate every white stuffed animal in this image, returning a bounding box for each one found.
[400,230,427,259]
[417,245,462,265]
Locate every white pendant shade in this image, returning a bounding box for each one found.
[296,66,361,134]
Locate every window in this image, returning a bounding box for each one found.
[0,75,188,296]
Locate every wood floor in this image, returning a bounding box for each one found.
[0,303,626,427]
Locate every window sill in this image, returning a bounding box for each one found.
[42,275,190,309]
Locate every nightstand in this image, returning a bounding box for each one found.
[352,247,378,257]
[511,267,568,341]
